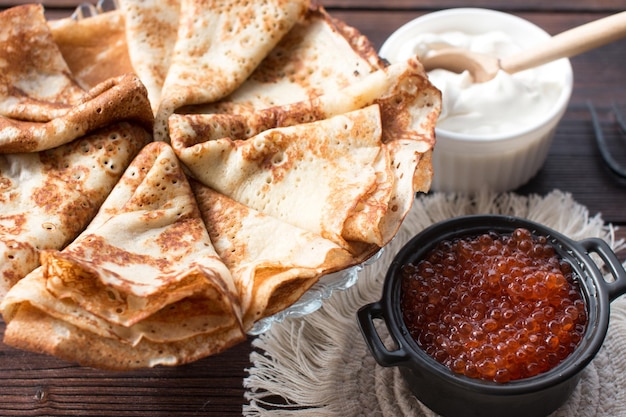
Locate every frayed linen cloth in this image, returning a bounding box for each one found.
[243,190,626,417]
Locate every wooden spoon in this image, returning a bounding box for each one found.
[421,11,626,83]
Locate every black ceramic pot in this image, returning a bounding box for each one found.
[358,215,626,417]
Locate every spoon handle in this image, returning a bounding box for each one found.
[501,11,626,74]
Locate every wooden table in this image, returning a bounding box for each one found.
[0,0,624,415]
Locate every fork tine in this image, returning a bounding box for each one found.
[71,3,98,20]
[588,101,626,179]
[612,102,626,134]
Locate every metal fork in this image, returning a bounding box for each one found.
[71,0,118,20]
[588,101,626,179]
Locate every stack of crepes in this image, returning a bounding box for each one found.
[0,0,440,370]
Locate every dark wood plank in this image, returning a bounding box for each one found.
[517,104,626,221]
[0,328,253,417]
[324,0,626,12]
[8,0,624,11]
[4,0,625,10]
[5,0,624,21]
[3,0,625,18]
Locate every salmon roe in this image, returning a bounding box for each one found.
[400,228,587,383]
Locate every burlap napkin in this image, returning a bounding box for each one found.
[244,190,626,417]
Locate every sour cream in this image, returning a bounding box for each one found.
[391,31,565,136]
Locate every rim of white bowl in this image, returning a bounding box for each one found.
[379,8,574,143]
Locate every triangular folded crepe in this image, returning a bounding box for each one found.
[119,0,180,113]
[0,5,85,120]
[1,142,245,370]
[154,0,309,140]
[0,5,153,153]
[48,9,133,90]
[191,5,384,115]
[191,180,369,329]
[173,105,391,249]
[0,74,154,153]
[172,57,437,150]
[0,122,150,298]
[0,302,244,370]
[171,4,439,251]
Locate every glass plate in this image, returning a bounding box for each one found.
[71,0,119,20]
[247,249,383,335]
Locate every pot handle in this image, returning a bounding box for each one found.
[357,302,410,367]
[580,237,626,301]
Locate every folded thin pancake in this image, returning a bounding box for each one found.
[189,4,384,115]
[372,58,440,241]
[0,5,153,153]
[0,122,150,299]
[0,73,154,153]
[48,9,133,90]
[119,0,180,114]
[191,180,369,329]
[2,297,245,371]
[0,5,85,120]
[44,141,240,327]
[173,105,391,249]
[1,142,245,370]
[152,0,310,141]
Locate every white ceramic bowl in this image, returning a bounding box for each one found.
[380,8,573,193]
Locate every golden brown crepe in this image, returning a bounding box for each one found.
[0,5,153,153]
[189,5,384,115]
[119,0,180,113]
[191,179,369,329]
[48,9,133,89]
[0,303,244,370]
[0,5,85,120]
[0,73,154,153]
[173,105,390,248]
[1,142,246,370]
[154,0,310,141]
[0,122,151,299]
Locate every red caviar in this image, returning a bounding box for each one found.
[400,228,587,383]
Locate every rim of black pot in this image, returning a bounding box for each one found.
[383,214,611,395]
